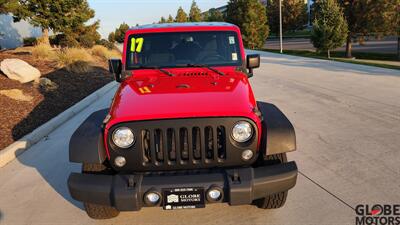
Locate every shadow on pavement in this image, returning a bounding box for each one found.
[15,145,83,209]
[259,54,400,77]
[13,65,113,210]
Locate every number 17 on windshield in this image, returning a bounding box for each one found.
[130,37,144,53]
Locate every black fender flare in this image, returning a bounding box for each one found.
[69,108,109,163]
[257,101,296,156]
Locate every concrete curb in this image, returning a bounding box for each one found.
[0,81,118,168]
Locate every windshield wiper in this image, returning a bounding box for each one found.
[186,64,225,76]
[133,66,175,77]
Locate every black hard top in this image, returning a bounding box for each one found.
[129,22,236,30]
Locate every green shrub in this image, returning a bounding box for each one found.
[57,48,94,73]
[49,34,62,46]
[23,37,37,46]
[59,35,80,48]
[96,39,116,50]
[64,61,93,73]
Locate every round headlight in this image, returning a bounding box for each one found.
[112,127,135,148]
[232,121,253,143]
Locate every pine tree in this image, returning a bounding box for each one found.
[189,0,202,22]
[311,0,348,58]
[226,0,247,27]
[338,0,399,58]
[226,0,269,49]
[175,6,188,22]
[159,16,166,24]
[74,20,101,48]
[114,22,130,43]
[12,0,95,45]
[55,19,100,48]
[206,8,225,22]
[0,0,18,14]
[167,14,175,23]
[108,32,115,43]
[267,0,307,35]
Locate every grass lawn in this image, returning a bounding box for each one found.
[260,49,400,70]
[269,29,312,39]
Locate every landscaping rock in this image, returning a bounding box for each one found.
[0,58,41,83]
[0,89,33,101]
[38,77,58,92]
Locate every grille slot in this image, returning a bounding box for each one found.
[166,128,176,161]
[205,126,214,160]
[179,128,189,161]
[217,126,226,159]
[141,126,227,166]
[142,130,151,163]
[154,129,164,162]
[192,127,201,160]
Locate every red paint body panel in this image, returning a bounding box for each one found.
[104,24,261,159]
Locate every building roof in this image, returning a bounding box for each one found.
[129,22,236,30]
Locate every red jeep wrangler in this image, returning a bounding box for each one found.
[68,22,297,219]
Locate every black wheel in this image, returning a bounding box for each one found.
[253,190,288,209]
[82,163,119,219]
[253,153,289,209]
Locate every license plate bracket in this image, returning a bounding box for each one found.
[162,187,205,210]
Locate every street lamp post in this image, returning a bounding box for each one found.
[279,0,283,53]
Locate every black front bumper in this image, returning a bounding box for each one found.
[68,162,297,211]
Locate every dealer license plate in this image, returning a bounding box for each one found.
[162,187,205,210]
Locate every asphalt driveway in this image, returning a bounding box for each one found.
[0,51,399,225]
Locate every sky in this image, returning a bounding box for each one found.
[87,0,228,38]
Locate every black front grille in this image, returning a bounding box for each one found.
[141,126,226,166]
[108,117,258,172]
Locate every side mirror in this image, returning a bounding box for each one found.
[108,59,123,82]
[246,54,260,77]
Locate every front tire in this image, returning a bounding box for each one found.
[253,191,288,209]
[82,163,119,219]
[253,153,289,209]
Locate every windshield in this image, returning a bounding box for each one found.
[126,31,242,69]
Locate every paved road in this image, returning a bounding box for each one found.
[265,38,398,54]
[0,51,399,225]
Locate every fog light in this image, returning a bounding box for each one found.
[241,150,254,161]
[207,187,223,202]
[114,156,126,167]
[144,192,161,205]
[208,190,221,200]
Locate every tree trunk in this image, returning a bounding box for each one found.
[327,50,331,59]
[345,35,352,58]
[38,28,50,45]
